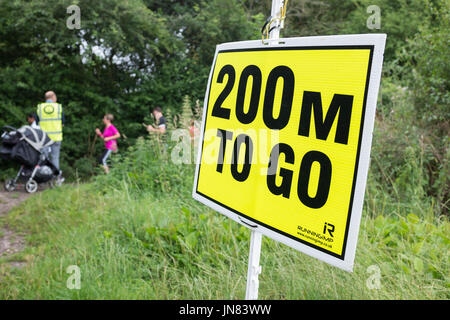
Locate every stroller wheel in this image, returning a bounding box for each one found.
[25,179,38,193]
[4,179,16,192]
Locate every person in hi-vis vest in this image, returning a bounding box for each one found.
[37,91,65,177]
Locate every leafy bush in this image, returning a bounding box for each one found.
[404,7,449,213]
[95,135,195,195]
[0,0,261,179]
[366,212,449,283]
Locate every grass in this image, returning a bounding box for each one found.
[0,180,448,299]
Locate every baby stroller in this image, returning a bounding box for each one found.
[1,125,61,193]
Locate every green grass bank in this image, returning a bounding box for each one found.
[0,138,448,299]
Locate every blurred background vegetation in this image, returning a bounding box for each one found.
[0,0,448,299]
[0,0,448,217]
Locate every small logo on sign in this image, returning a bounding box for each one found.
[323,222,335,237]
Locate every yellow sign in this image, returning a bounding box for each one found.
[193,35,386,271]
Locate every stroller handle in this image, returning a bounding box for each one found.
[2,125,17,132]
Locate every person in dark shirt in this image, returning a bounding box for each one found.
[146,106,167,134]
[27,113,40,129]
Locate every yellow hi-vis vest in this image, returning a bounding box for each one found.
[37,103,63,141]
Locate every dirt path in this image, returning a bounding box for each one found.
[0,190,31,268]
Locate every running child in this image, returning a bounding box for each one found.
[95,114,120,174]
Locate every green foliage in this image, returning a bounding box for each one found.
[367,212,449,281]
[368,83,448,216]
[96,135,195,195]
[335,0,450,216]
[337,0,436,62]
[0,0,448,301]
[405,3,449,141]
[1,175,448,299]
[0,0,447,214]
[0,0,260,180]
[0,0,174,178]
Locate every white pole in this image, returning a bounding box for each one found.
[269,0,283,40]
[245,230,263,300]
[245,0,284,301]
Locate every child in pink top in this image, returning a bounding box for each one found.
[95,114,120,173]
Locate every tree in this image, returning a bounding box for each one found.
[0,0,262,178]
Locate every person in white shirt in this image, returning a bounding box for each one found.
[27,113,40,129]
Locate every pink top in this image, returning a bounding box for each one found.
[103,124,119,150]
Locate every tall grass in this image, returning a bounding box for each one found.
[0,133,448,299]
